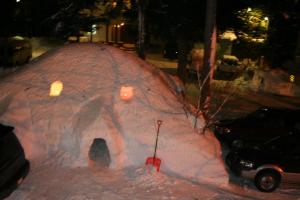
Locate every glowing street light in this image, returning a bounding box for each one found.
[92,24,97,35]
[264,17,269,21]
[290,75,295,83]
[247,7,252,12]
[16,0,21,2]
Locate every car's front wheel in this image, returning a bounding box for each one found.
[254,170,281,192]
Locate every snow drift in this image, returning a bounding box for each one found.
[0,43,227,184]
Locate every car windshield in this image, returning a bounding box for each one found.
[223,59,238,66]
[246,109,267,120]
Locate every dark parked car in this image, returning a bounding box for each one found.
[0,124,29,199]
[0,36,32,67]
[214,107,300,150]
[226,131,300,192]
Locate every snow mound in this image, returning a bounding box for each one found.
[0,43,227,184]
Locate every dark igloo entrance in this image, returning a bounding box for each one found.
[89,138,111,167]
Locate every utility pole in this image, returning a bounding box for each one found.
[137,0,146,59]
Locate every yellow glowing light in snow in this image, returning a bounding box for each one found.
[50,81,63,97]
[120,86,134,101]
[290,75,295,83]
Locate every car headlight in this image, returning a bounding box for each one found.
[223,128,231,133]
[239,160,255,169]
[215,126,231,134]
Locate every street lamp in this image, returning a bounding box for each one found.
[263,16,269,29]
[92,24,97,35]
[16,0,21,2]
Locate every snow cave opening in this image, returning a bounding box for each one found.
[88,138,111,167]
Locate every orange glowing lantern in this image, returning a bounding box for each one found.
[120,86,134,101]
[50,81,63,97]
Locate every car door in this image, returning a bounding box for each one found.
[262,112,288,139]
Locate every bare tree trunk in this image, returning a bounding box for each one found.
[115,25,118,44]
[137,0,146,59]
[200,0,217,116]
[90,28,93,42]
[105,23,109,43]
[176,36,190,84]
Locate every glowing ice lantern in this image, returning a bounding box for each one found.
[120,86,134,101]
[50,81,63,97]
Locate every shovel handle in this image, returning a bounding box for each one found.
[153,120,162,159]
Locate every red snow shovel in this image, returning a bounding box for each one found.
[145,120,163,172]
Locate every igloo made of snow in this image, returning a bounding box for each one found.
[0,43,227,184]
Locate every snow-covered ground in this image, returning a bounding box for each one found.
[251,68,300,97]
[1,43,299,199]
[9,161,300,200]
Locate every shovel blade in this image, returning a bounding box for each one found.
[145,157,161,172]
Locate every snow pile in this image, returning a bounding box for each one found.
[251,69,300,97]
[0,43,227,185]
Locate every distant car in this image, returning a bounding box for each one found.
[226,132,300,192]
[163,41,178,59]
[214,55,245,79]
[0,124,29,199]
[216,55,243,72]
[0,36,32,66]
[214,107,300,150]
